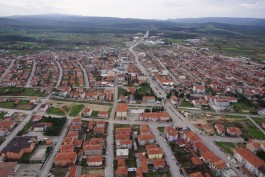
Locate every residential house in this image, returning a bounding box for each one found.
[117,139,132,149]
[214,124,225,136]
[193,85,205,94]
[246,140,261,153]
[83,144,103,155]
[33,122,52,132]
[234,147,265,176]
[87,155,103,167]
[116,103,128,118]
[138,134,155,146]
[153,158,166,169]
[116,166,128,177]
[55,152,77,167]
[97,111,109,118]
[226,127,242,137]
[139,112,170,122]
[142,96,156,103]
[164,126,178,142]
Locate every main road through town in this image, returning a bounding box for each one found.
[129,32,247,177]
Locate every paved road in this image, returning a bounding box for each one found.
[77,60,89,88]
[105,76,118,177]
[130,33,247,177]
[39,119,71,177]
[0,59,14,82]
[149,124,184,177]
[55,61,63,88]
[25,59,36,87]
[52,52,63,88]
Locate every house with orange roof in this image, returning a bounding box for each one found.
[83,144,103,155]
[183,131,201,144]
[32,115,43,122]
[246,140,260,153]
[67,131,79,139]
[193,85,205,94]
[117,158,126,166]
[116,103,128,118]
[93,127,105,135]
[117,139,133,149]
[95,121,105,128]
[139,124,151,134]
[142,96,156,103]
[234,147,265,176]
[214,124,225,136]
[147,147,164,159]
[191,156,203,166]
[87,155,103,167]
[153,158,166,169]
[115,134,131,144]
[139,112,170,122]
[136,167,143,177]
[226,127,242,137]
[189,172,204,177]
[67,165,82,177]
[138,134,155,146]
[82,108,92,117]
[116,127,132,135]
[0,120,16,130]
[70,124,82,131]
[116,166,128,177]
[60,144,75,152]
[97,111,109,118]
[71,118,82,125]
[164,126,178,142]
[54,152,77,167]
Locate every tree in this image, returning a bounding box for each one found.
[145,109,151,112]
[157,97,162,101]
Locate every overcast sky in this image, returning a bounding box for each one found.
[0,0,264,19]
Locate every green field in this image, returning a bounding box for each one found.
[243,127,265,139]
[232,102,255,113]
[91,111,99,117]
[0,101,15,108]
[180,100,194,107]
[224,115,246,119]
[47,106,65,116]
[216,142,237,155]
[69,104,85,116]
[0,112,6,119]
[0,87,45,96]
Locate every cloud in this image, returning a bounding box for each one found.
[0,0,264,19]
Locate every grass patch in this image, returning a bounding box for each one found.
[114,124,131,129]
[0,137,5,145]
[252,118,264,127]
[69,104,85,117]
[224,115,246,119]
[47,106,65,116]
[257,151,265,161]
[157,127,164,132]
[0,101,15,108]
[17,121,33,136]
[126,159,136,168]
[81,159,88,167]
[233,102,255,113]
[0,112,7,119]
[91,111,99,117]
[180,100,194,107]
[0,87,45,97]
[216,142,236,155]
[144,172,170,177]
[19,100,29,105]
[243,127,265,139]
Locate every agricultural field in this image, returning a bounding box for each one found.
[0,100,35,110]
[0,87,45,97]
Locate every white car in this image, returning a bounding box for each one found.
[111,163,114,168]
[106,151,108,155]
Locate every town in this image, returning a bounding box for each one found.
[0,30,264,177]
